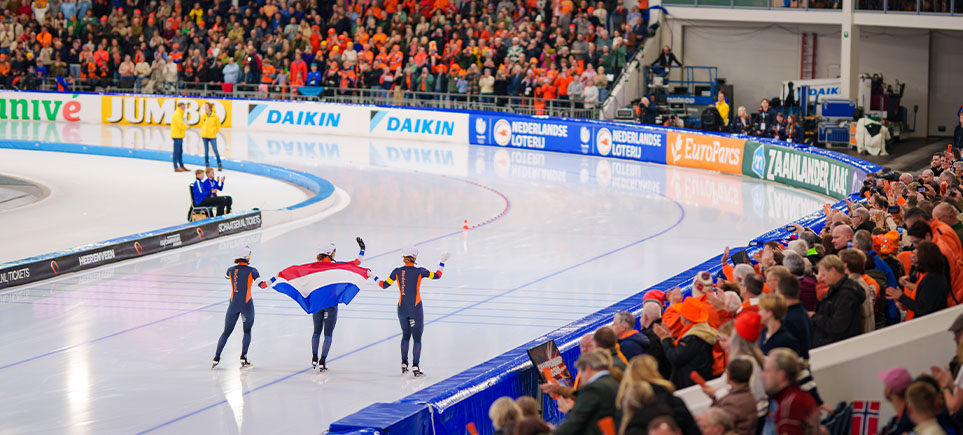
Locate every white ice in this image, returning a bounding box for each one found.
[0,123,830,434]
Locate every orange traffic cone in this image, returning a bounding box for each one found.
[462,219,469,230]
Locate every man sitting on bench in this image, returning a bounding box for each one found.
[192,168,232,216]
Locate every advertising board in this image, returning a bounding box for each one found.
[0,92,99,123]
[240,100,362,135]
[368,107,468,143]
[470,114,592,154]
[102,95,232,127]
[742,141,857,199]
[666,132,746,174]
[0,212,261,290]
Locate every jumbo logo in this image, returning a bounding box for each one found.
[751,145,766,178]
[666,132,745,175]
[493,119,512,146]
[103,96,230,127]
[596,128,612,156]
[369,110,454,136]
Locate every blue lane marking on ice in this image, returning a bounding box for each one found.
[136,198,686,434]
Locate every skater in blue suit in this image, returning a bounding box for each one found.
[372,247,449,377]
[212,246,267,369]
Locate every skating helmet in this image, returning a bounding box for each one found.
[319,242,336,257]
[237,246,252,262]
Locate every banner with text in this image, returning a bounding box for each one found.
[102,95,232,127]
[0,212,261,290]
[367,107,468,143]
[469,113,591,154]
[666,132,746,175]
[0,92,100,123]
[742,141,858,200]
[239,100,362,135]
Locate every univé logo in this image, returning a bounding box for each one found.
[596,128,613,156]
[493,119,512,146]
[751,144,766,178]
[475,118,487,135]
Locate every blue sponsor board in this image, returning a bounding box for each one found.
[469,114,590,154]
[469,113,666,164]
[591,125,666,165]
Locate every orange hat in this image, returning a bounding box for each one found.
[734,311,762,341]
[874,230,900,256]
[678,297,708,324]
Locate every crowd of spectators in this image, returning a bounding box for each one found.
[0,0,650,108]
[486,147,963,435]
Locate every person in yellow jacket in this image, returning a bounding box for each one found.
[171,102,189,172]
[200,102,223,171]
[716,91,730,127]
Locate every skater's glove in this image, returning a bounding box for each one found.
[356,237,366,252]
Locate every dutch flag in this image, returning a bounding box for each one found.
[270,261,371,314]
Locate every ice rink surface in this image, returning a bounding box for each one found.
[0,122,830,434]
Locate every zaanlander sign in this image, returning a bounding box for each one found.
[742,141,852,199]
[0,211,261,290]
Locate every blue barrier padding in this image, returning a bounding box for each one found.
[0,139,335,211]
[328,403,432,434]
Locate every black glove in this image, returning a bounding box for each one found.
[356,237,365,251]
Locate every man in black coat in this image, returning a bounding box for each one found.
[752,99,777,137]
[653,297,719,389]
[638,97,657,125]
[554,349,620,435]
[613,311,650,362]
[812,255,866,347]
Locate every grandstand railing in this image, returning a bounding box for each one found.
[32,78,602,120]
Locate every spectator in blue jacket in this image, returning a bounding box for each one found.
[192,169,232,216]
[306,63,322,86]
[204,166,227,194]
[613,311,651,362]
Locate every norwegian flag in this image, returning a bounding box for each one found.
[851,401,881,435]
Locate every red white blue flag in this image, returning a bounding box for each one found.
[270,261,371,314]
